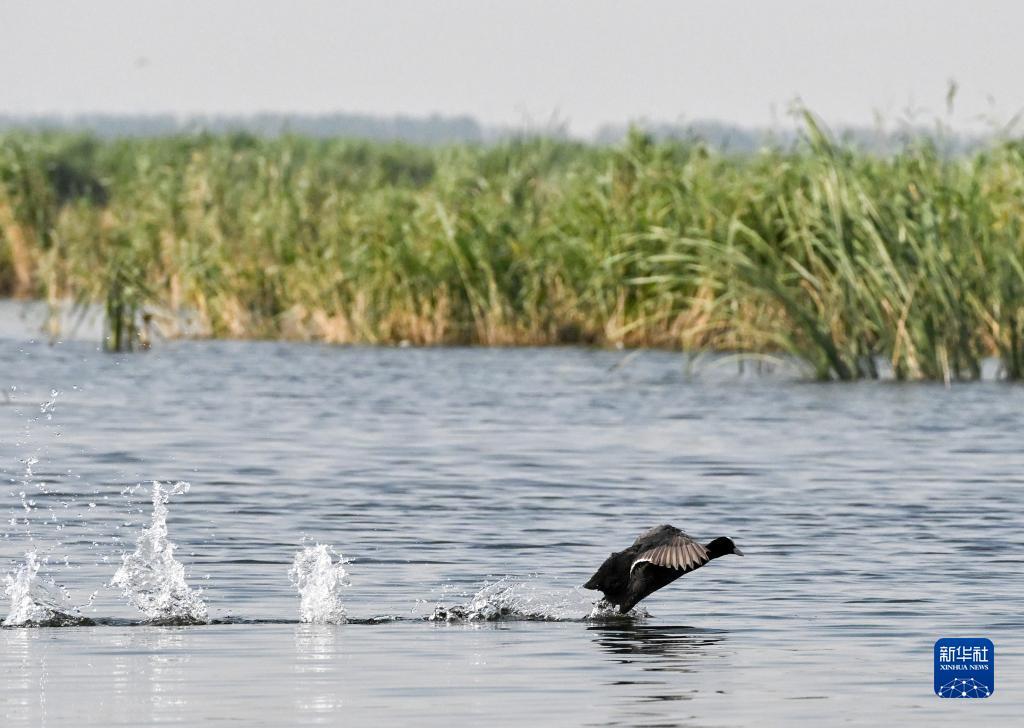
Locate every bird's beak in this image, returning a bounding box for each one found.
[733,547,744,556]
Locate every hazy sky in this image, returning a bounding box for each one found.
[2,0,1020,135]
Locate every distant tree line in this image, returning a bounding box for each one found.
[0,112,488,145]
[0,112,992,153]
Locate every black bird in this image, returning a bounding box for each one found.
[583,525,743,614]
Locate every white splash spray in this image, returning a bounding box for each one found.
[288,544,350,624]
[588,598,650,620]
[3,550,89,626]
[429,576,611,622]
[110,481,208,623]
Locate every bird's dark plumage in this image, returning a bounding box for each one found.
[583,525,743,613]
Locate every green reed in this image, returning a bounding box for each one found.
[2,119,1024,377]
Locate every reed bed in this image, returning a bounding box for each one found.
[2,118,1024,380]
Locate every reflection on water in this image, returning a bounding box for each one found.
[2,630,42,725]
[589,624,727,715]
[294,624,344,719]
[143,630,190,719]
[590,624,725,671]
[1,627,193,726]
[93,628,191,724]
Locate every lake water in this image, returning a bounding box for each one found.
[1,307,1021,725]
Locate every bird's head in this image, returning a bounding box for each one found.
[708,536,744,558]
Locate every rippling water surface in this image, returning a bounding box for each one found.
[1,312,1022,725]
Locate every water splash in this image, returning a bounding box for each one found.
[288,544,350,624]
[110,481,208,624]
[3,550,93,627]
[428,577,627,622]
[588,598,650,620]
[39,389,60,419]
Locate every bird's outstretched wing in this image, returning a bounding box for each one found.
[630,533,709,574]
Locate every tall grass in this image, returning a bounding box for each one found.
[2,118,1024,379]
